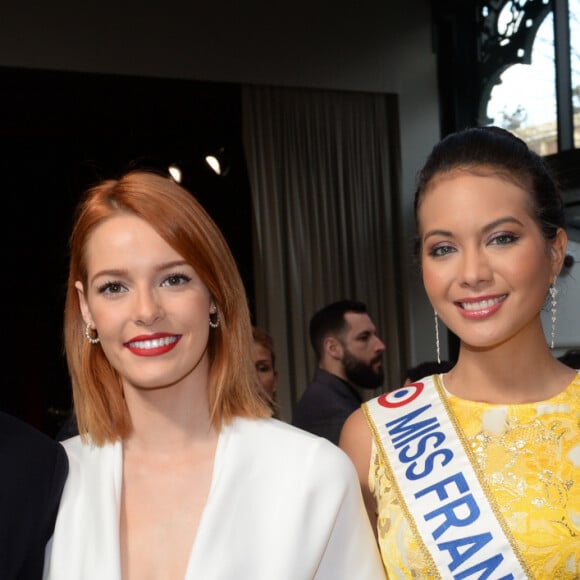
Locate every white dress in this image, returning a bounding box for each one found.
[44,417,385,579]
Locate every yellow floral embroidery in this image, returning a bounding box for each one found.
[370,374,580,578]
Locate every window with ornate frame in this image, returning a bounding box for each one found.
[434,0,579,237]
[480,0,578,154]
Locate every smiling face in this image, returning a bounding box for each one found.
[76,213,214,392]
[418,169,566,351]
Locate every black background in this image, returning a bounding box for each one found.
[0,66,254,436]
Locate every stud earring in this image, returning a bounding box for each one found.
[549,281,558,349]
[85,322,100,345]
[434,309,441,364]
[209,310,220,329]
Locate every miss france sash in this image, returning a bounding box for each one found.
[363,375,531,579]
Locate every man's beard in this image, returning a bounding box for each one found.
[342,349,384,389]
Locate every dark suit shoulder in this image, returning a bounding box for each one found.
[0,412,68,580]
[0,410,68,498]
[0,411,63,452]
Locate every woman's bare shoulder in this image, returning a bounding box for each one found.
[339,408,373,475]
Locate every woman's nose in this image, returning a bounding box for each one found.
[133,288,164,325]
[458,246,492,288]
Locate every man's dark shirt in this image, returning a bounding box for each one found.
[292,368,363,445]
[0,412,68,580]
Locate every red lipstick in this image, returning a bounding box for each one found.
[124,333,181,357]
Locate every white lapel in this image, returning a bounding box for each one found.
[45,437,123,579]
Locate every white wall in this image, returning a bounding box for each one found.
[0,0,440,366]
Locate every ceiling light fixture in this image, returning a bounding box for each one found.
[204,147,229,176]
[168,164,182,183]
[205,155,221,175]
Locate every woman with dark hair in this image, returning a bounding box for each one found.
[558,348,580,370]
[341,127,580,577]
[44,171,383,579]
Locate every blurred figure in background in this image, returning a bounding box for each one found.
[252,326,280,418]
[293,300,385,445]
[558,348,580,370]
[403,359,455,387]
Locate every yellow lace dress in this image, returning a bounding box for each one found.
[367,372,580,578]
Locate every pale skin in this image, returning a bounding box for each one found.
[340,168,576,533]
[252,342,277,397]
[76,213,219,580]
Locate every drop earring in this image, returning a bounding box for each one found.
[549,281,558,349]
[434,309,441,364]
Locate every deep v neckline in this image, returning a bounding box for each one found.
[116,425,228,580]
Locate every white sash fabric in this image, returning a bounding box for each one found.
[364,375,531,579]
